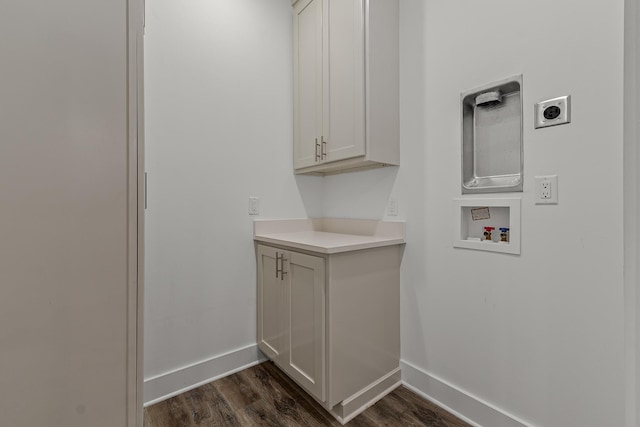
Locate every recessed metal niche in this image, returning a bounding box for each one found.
[461,75,523,194]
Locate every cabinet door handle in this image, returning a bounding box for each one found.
[315,138,321,162]
[280,255,287,281]
[321,136,327,159]
[276,252,281,278]
[275,252,287,280]
[144,172,148,209]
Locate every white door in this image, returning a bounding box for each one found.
[324,0,366,162]
[283,251,326,402]
[293,0,324,169]
[0,1,143,426]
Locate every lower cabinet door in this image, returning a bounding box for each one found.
[257,245,285,361]
[283,251,326,402]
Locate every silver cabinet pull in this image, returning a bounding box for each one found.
[321,136,327,159]
[275,252,287,280]
[144,172,148,210]
[280,255,287,280]
[315,138,321,162]
[276,252,281,278]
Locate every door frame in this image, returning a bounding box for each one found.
[127,0,145,425]
[623,0,639,424]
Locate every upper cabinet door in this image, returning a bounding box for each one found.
[324,0,366,163]
[293,0,324,169]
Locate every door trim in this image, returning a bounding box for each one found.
[127,0,145,425]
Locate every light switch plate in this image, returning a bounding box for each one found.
[386,198,398,216]
[535,95,571,129]
[249,197,260,215]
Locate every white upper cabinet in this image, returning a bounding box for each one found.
[293,0,399,175]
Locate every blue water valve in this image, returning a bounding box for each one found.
[499,227,510,243]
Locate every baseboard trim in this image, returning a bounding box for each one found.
[331,367,402,425]
[400,360,533,427]
[144,344,267,407]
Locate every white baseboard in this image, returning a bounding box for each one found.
[144,344,268,407]
[400,360,533,427]
[334,368,402,425]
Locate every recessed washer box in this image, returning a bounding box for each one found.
[461,75,523,194]
[453,198,521,255]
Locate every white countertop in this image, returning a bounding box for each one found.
[253,218,405,254]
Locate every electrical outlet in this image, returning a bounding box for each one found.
[540,182,551,199]
[535,175,558,204]
[386,198,398,216]
[535,96,571,129]
[249,197,260,215]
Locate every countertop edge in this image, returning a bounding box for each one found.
[254,235,405,254]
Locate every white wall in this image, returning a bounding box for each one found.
[143,0,323,401]
[324,1,628,426]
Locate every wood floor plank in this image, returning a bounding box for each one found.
[258,362,341,426]
[240,363,335,427]
[165,395,196,427]
[213,371,262,413]
[391,386,471,427]
[183,383,242,427]
[342,417,378,427]
[144,400,178,427]
[360,392,433,427]
[240,398,289,427]
[144,362,472,427]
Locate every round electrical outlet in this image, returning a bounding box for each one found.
[535,95,571,129]
[543,105,561,120]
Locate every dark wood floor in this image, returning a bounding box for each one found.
[144,362,471,427]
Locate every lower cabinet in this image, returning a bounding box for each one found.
[257,245,326,401]
[256,243,401,424]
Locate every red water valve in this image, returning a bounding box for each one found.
[483,227,495,241]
